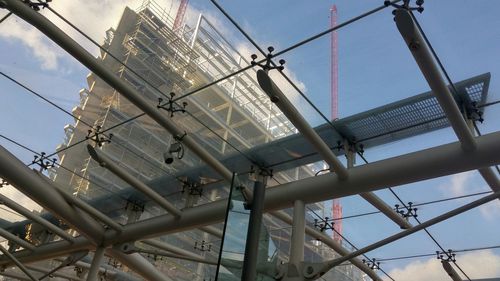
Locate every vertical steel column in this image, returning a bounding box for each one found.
[0,244,39,281]
[86,247,105,281]
[287,200,305,280]
[241,175,267,281]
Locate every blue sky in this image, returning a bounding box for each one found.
[0,0,499,280]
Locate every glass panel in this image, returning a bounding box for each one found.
[215,173,277,280]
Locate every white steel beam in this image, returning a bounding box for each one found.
[0,0,232,182]
[395,9,500,193]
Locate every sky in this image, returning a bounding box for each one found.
[0,0,499,280]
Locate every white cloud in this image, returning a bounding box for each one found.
[441,171,474,197]
[385,250,500,281]
[0,17,62,70]
[0,0,145,70]
[439,171,500,221]
[478,200,500,221]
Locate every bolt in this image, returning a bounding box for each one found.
[409,41,420,51]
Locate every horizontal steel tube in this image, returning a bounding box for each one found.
[0,194,75,242]
[87,145,182,218]
[2,132,500,267]
[262,131,500,212]
[0,0,233,182]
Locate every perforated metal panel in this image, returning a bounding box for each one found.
[335,72,490,148]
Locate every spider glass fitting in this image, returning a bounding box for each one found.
[194,240,212,252]
[157,92,188,118]
[394,202,418,220]
[250,46,286,72]
[182,182,203,197]
[86,125,113,147]
[314,217,334,232]
[436,249,457,262]
[362,258,381,270]
[124,199,146,213]
[163,132,187,164]
[32,152,57,172]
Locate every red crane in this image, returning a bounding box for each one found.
[330,4,343,243]
[173,0,189,30]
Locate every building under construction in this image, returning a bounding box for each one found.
[47,1,363,280]
[0,0,497,281]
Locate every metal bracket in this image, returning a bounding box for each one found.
[314,217,334,233]
[250,46,286,72]
[32,152,57,172]
[157,92,188,118]
[436,249,456,262]
[362,258,380,270]
[385,0,424,13]
[194,240,212,252]
[182,181,203,197]
[124,199,145,213]
[394,202,418,220]
[86,125,113,148]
